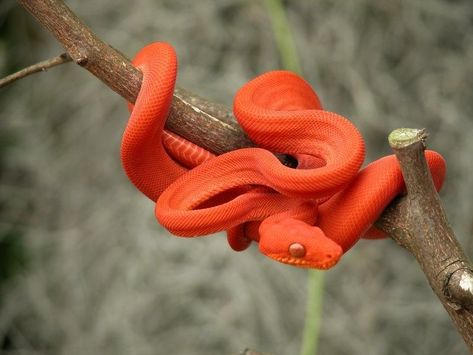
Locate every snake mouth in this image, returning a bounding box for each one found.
[273,255,340,270]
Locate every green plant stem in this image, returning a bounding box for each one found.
[264,0,301,73]
[300,271,324,355]
[264,1,324,355]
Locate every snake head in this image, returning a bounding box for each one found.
[259,218,342,269]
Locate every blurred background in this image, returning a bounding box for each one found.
[1,0,473,354]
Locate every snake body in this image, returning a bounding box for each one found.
[121,42,446,269]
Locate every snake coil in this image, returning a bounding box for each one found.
[121,42,446,269]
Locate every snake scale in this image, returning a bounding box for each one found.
[121,42,446,269]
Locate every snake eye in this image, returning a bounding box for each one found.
[289,242,306,258]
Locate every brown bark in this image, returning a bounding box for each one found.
[14,0,473,351]
[16,0,253,156]
[0,52,71,88]
[376,128,473,350]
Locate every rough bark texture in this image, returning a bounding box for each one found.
[375,128,473,351]
[15,0,473,351]
[17,0,254,156]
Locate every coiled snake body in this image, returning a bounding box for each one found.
[121,42,446,269]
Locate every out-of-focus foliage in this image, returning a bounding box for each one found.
[0,2,30,294]
[0,1,472,354]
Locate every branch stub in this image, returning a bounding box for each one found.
[388,128,428,149]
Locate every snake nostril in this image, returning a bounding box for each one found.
[325,254,333,259]
[289,243,306,258]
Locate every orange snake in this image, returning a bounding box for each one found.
[121,42,446,269]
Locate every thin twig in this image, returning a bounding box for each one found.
[0,52,71,88]
[16,0,253,156]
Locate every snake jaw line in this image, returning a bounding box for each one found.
[273,255,339,270]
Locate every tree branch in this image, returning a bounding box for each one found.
[14,0,473,351]
[0,52,71,88]
[375,128,473,351]
[16,0,254,156]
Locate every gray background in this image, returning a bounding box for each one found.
[1,1,472,354]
